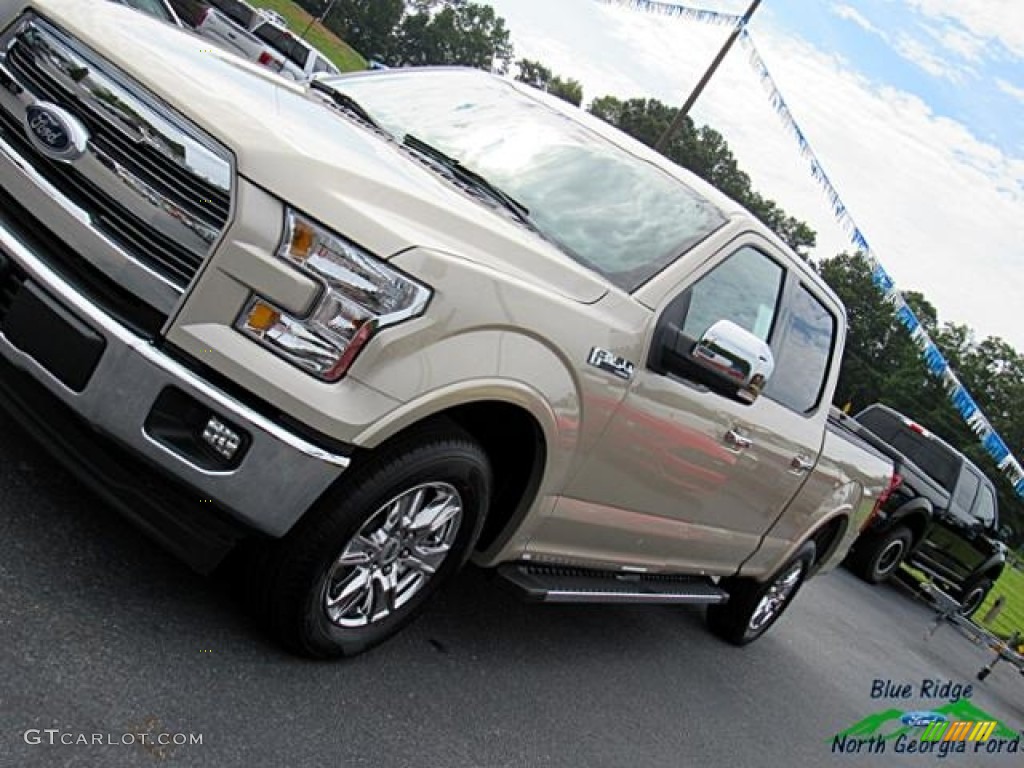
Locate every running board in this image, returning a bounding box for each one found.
[497,563,730,605]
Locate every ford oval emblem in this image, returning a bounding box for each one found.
[24,102,89,163]
[900,711,947,727]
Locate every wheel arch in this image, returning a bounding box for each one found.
[341,386,566,563]
[887,497,932,546]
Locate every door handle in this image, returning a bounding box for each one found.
[790,454,815,473]
[724,429,753,450]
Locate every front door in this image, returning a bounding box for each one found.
[529,241,838,575]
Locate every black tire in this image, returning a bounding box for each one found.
[846,525,913,584]
[958,577,993,617]
[707,541,816,646]
[258,422,492,658]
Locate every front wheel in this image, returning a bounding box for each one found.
[707,542,816,646]
[259,424,492,658]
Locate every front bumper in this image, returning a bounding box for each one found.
[0,194,350,561]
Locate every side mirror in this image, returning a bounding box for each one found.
[654,319,774,404]
[693,320,775,402]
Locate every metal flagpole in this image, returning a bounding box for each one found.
[300,0,339,41]
[654,0,763,152]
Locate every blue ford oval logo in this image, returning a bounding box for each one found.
[24,102,89,163]
[901,711,947,727]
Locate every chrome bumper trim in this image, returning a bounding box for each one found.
[0,212,349,538]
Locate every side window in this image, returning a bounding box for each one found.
[974,486,996,528]
[313,56,333,74]
[681,247,784,342]
[952,469,980,513]
[763,284,836,413]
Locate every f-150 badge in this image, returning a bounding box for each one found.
[587,347,635,381]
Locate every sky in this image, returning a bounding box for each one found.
[484,0,1024,351]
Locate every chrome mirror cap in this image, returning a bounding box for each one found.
[692,320,775,402]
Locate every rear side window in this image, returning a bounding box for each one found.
[254,23,309,67]
[856,409,961,492]
[681,247,784,342]
[974,486,996,527]
[764,284,836,413]
[313,55,336,74]
[210,0,257,27]
[953,470,980,513]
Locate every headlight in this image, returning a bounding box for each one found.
[236,210,431,381]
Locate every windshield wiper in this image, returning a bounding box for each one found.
[310,80,380,129]
[402,134,531,225]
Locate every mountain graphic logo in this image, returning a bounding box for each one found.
[832,699,1019,742]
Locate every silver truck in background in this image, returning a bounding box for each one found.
[194,0,339,79]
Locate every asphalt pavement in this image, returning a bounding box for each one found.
[1,406,1022,768]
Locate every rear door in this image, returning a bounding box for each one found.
[922,468,994,579]
[531,236,839,575]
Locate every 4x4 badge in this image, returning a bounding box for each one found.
[587,347,635,381]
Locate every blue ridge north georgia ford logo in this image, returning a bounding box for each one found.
[24,102,89,162]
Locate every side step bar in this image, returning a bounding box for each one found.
[497,563,730,605]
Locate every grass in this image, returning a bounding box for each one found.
[976,562,1024,641]
[901,561,1024,645]
[248,0,366,72]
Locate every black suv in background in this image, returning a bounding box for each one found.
[837,404,1005,615]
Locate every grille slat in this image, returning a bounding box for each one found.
[0,18,233,300]
[0,109,202,286]
[7,42,232,225]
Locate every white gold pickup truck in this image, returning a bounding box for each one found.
[0,0,893,657]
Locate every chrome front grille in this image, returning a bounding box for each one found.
[0,14,234,313]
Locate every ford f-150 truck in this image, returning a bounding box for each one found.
[0,0,894,657]
[837,404,1006,614]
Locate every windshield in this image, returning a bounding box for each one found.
[330,70,727,291]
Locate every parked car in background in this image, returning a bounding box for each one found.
[111,0,181,25]
[196,5,339,79]
[838,404,1006,614]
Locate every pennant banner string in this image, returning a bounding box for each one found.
[592,0,1023,498]
[595,0,743,26]
[736,30,1023,498]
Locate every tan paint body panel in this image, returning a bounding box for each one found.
[11,0,893,578]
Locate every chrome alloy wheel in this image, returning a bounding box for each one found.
[322,482,464,628]
[748,561,805,634]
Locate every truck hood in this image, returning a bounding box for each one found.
[43,0,609,303]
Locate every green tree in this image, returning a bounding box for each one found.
[515,58,583,106]
[816,251,1024,546]
[392,0,513,70]
[304,0,513,70]
[588,95,816,255]
[318,0,405,62]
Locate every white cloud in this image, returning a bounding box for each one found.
[901,0,1024,59]
[924,23,986,63]
[892,33,968,81]
[832,4,974,82]
[832,4,882,36]
[486,0,1024,351]
[997,78,1024,104]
